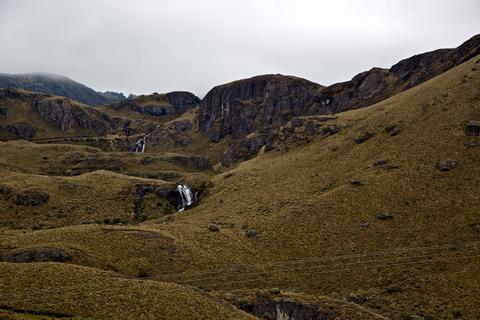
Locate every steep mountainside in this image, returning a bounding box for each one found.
[0,72,124,105]
[199,35,480,142]
[0,89,125,140]
[312,34,480,114]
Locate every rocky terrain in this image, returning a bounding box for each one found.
[0,35,479,319]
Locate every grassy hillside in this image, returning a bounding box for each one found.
[1,56,479,319]
[0,262,255,320]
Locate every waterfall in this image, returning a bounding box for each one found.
[177,184,196,212]
[134,137,145,152]
[134,125,160,153]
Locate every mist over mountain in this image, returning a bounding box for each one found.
[0,72,126,105]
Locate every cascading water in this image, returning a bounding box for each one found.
[134,125,160,153]
[134,137,146,152]
[177,184,196,212]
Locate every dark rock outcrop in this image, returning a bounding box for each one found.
[14,189,49,206]
[165,91,201,110]
[465,120,480,136]
[148,119,194,147]
[200,34,480,152]
[1,122,37,139]
[208,224,220,232]
[437,160,457,171]
[110,91,200,117]
[1,247,71,263]
[377,212,394,220]
[227,292,383,320]
[312,34,480,114]
[0,106,8,116]
[221,115,340,166]
[221,134,272,167]
[354,131,375,144]
[198,74,323,142]
[32,97,115,134]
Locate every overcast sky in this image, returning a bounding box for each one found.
[0,0,479,96]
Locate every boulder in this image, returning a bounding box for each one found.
[208,224,220,232]
[377,212,394,220]
[245,229,258,238]
[373,159,389,166]
[385,124,401,136]
[354,131,375,144]
[465,120,480,136]
[437,160,457,171]
[350,179,362,186]
[14,189,49,206]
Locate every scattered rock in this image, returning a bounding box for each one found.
[465,120,480,136]
[377,212,394,220]
[436,160,457,171]
[361,222,370,228]
[1,247,71,263]
[452,308,462,318]
[0,184,13,198]
[268,288,281,295]
[373,159,389,166]
[245,229,258,238]
[208,224,220,232]
[350,179,362,186]
[347,292,369,304]
[384,286,402,294]
[14,189,49,206]
[354,131,375,144]
[31,223,41,230]
[465,140,479,148]
[385,124,401,136]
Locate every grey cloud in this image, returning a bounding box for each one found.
[0,0,479,96]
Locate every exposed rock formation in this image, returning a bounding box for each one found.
[312,34,480,113]
[225,291,386,320]
[1,247,71,263]
[198,74,323,142]
[32,97,117,134]
[221,115,340,166]
[199,34,480,151]
[0,122,37,139]
[14,189,50,206]
[110,91,200,117]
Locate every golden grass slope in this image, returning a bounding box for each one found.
[0,262,255,320]
[0,170,174,229]
[0,56,479,319]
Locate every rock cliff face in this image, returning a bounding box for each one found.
[32,98,117,134]
[198,74,323,142]
[0,122,37,139]
[313,34,480,113]
[0,89,124,140]
[110,91,200,117]
[198,34,480,166]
